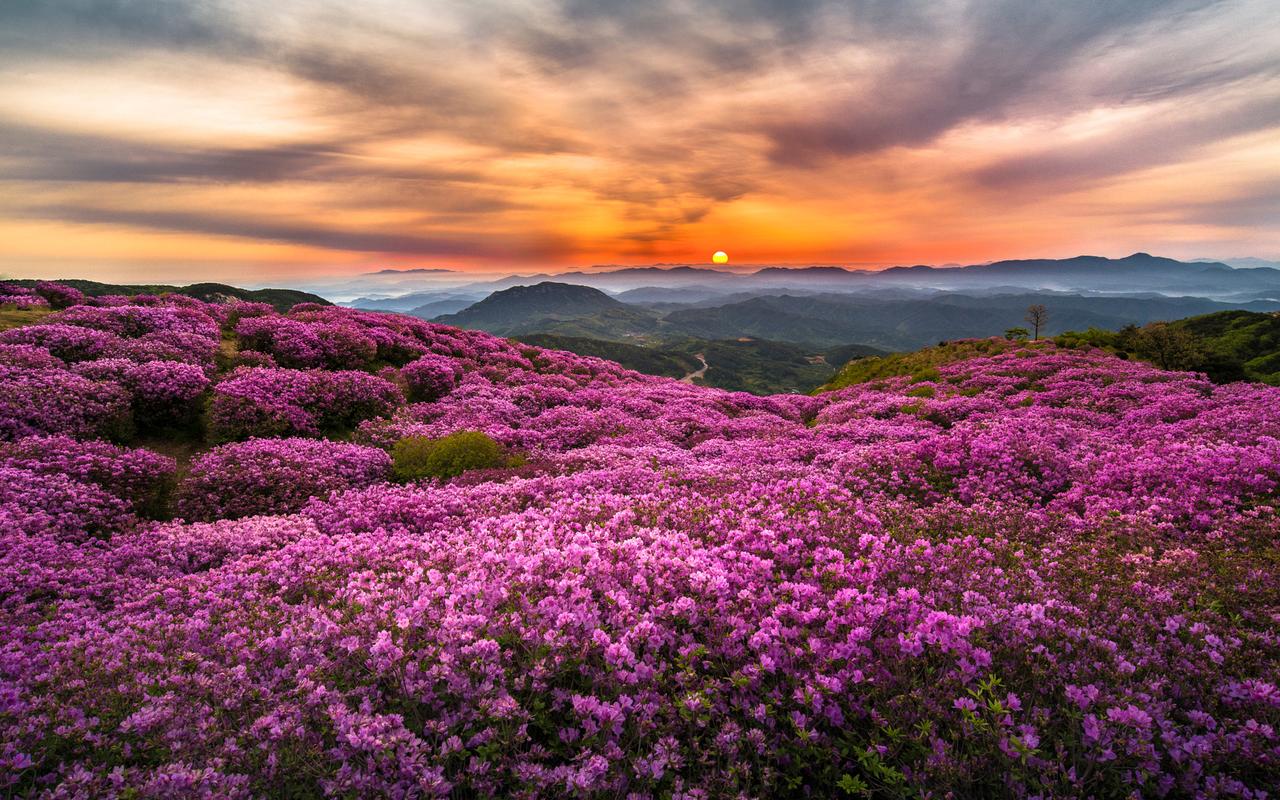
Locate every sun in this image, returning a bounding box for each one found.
[711,250,729,265]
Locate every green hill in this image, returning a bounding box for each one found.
[818,338,1038,392]
[1056,310,1280,384]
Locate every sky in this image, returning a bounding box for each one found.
[1,0,1279,284]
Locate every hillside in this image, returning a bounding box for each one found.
[5,278,328,311]
[514,333,700,378]
[661,291,1280,349]
[1057,309,1280,384]
[1,288,1278,796]
[820,337,1043,392]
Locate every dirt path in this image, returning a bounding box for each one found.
[680,353,708,383]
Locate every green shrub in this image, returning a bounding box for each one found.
[391,431,505,482]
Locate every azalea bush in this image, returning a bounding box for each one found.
[0,300,1277,798]
[401,353,461,402]
[175,437,391,520]
[206,366,402,442]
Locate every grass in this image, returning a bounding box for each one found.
[817,338,1051,393]
[0,306,52,331]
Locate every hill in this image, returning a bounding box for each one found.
[819,338,1035,392]
[434,281,661,338]
[1056,309,1280,384]
[6,278,329,311]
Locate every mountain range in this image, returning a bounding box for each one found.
[331,253,1280,306]
[333,253,1280,392]
[423,279,1280,351]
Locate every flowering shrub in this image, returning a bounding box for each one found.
[390,431,505,481]
[174,438,391,520]
[0,323,118,362]
[206,366,402,442]
[400,353,461,402]
[33,281,86,309]
[0,465,135,538]
[0,301,1277,798]
[0,435,175,517]
[0,343,63,369]
[71,358,210,430]
[126,360,211,423]
[0,365,133,440]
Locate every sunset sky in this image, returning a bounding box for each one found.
[2,0,1279,284]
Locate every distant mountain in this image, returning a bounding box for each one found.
[1194,257,1280,270]
[6,279,328,311]
[346,290,483,312]
[614,285,735,304]
[406,298,474,318]
[661,291,1280,350]
[434,282,661,338]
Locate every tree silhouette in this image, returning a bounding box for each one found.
[1024,304,1048,339]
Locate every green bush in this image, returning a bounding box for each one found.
[391,431,505,482]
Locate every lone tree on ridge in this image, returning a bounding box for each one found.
[1024,304,1049,340]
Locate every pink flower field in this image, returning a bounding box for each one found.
[1,290,1278,798]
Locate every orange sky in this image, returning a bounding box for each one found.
[2,0,1279,285]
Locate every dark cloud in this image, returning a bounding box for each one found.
[0,0,247,53]
[759,0,1231,164]
[20,203,562,258]
[972,95,1280,192]
[0,123,488,186]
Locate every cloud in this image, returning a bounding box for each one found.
[19,203,563,258]
[1,0,1278,275]
[971,94,1280,192]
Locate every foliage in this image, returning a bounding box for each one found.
[1056,309,1280,384]
[3,279,329,311]
[390,431,506,482]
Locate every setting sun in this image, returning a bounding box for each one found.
[712,250,729,264]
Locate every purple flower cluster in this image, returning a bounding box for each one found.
[1,301,1278,797]
[400,353,461,402]
[32,281,86,309]
[0,365,133,440]
[175,437,391,520]
[0,435,175,517]
[207,366,403,442]
[0,282,49,309]
[0,296,225,440]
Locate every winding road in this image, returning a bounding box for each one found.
[680,353,708,383]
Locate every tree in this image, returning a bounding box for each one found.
[1004,327,1029,341]
[1132,323,1203,371]
[1024,304,1048,339]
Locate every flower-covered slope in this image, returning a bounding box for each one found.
[1,288,1278,798]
